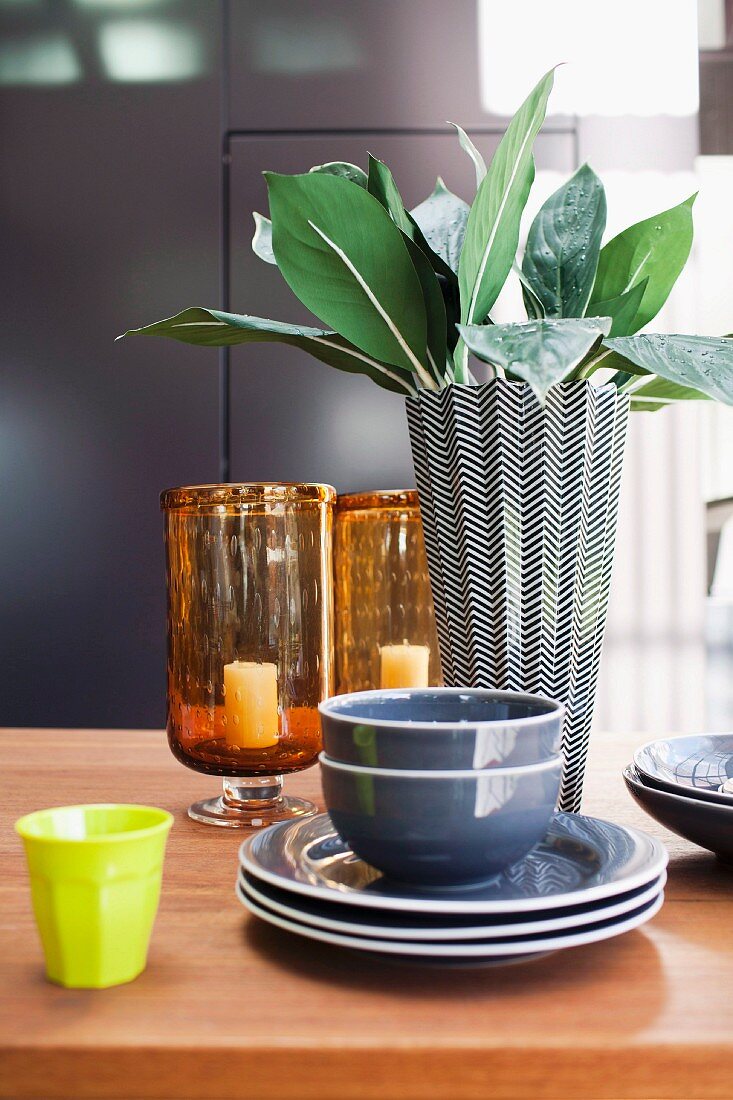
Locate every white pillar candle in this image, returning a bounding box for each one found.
[379,644,430,690]
[223,661,279,748]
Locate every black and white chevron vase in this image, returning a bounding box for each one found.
[407,380,629,813]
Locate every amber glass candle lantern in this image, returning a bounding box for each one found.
[334,490,441,694]
[162,483,335,827]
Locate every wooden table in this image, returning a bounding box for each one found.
[1,729,732,1100]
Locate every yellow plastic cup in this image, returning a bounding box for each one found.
[15,804,173,989]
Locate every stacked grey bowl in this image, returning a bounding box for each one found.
[318,687,566,886]
[625,733,733,863]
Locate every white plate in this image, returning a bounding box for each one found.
[236,881,664,959]
[240,811,667,915]
[237,869,666,941]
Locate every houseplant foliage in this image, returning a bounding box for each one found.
[123,68,732,811]
[124,66,732,411]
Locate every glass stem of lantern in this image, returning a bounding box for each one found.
[187,774,316,828]
[221,775,284,812]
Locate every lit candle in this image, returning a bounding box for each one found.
[379,644,430,689]
[223,661,279,748]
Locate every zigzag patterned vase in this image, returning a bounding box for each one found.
[406,379,629,812]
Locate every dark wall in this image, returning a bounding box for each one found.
[1,2,220,728]
[2,0,577,729]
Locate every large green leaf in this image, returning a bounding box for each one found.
[448,123,486,188]
[514,262,545,319]
[253,161,368,268]
[366,154,416,235]
[365,157,449,379]
[605,334,733,405]
[459,317,611,404]
[629,375,711,412]
[366,155,455,283]
[459,68,556,333]
[579,345,648,381]
[308,161,368,187]
[252,212,276,264]
[410,177,470,274]
[119,307,416,394]
[521,164,606,318]
[402,236,448,383]
[585,277,648,337]
[265,172,434,387]
[589,194,696,333]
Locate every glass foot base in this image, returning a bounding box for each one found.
[188,794,317,828]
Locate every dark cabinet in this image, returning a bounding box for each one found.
[1,4,221,727]
[2,0,578,727]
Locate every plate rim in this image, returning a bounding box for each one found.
[239,811,668,915]
[237,868,666,941]
[235,882,664,957]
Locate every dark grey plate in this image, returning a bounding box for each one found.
[634,734,733,807]
[239,810,667,914]
[238,867,666,941]
[236,881,664,960]
[624,764,733,862]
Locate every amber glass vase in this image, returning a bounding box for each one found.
[162,483,335,827]
[334,490,441,694]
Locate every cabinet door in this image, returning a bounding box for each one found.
[226,0,574,132]
[0,5,221,727]
[228,131,575,490]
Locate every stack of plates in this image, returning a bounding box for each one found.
[236,811,667,966]
[625,734,733,862]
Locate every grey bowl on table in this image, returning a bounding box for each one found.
[623,764,733,863]
[319,753,563,886]
[633,733,733,807]
[318,687,564,771]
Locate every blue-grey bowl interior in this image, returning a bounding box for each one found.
[634,734,733,805]
[318,688,564,770]
[320,754,563,886]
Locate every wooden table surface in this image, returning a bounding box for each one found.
[1,728,732,1100]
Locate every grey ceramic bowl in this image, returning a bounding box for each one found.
[320,753,563,885]
[624,764,733,863]
[634,734,733,807]
[318,688,564,771]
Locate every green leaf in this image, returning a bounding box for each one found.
[410,177,470,274]
[629,375,711,412]
[448,123,487,188]
[512,261,545,319]
[308,161,368,187]
[521,164,606,318]
[459,68,556,331]
[254,162,367,269]
[265,172,434,386]
[366,155,456,284]
[402,236,448,383]
[580,345,648,380]
[119,307,416,395]
[458,317,611,405]
[589,194,696,333]
[366,154,416,235]
[252,212,276,265]
[605,334,733,405]
[365,159,457,364]
[585,277,649,337]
